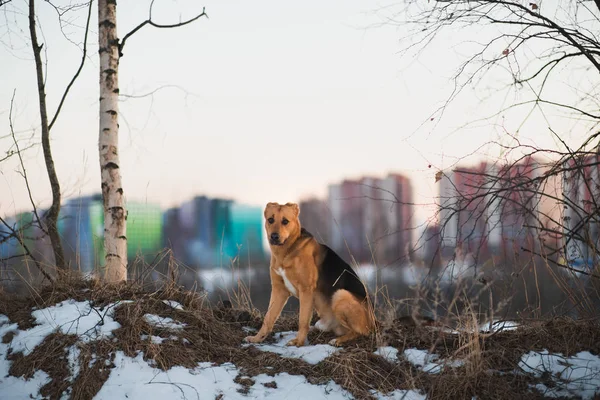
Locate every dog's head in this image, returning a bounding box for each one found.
[264,202,300,246]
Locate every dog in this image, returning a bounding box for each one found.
[243,202,374,347]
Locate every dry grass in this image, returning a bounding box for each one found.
[8,332,78,400]
[1,275,600,400]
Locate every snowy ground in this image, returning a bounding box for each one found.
[1,298,600,399]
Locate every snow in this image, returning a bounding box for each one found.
[519,350,600,399]
[479,320,519,333]
[140,334,180,344]
[143,314,186,330]
[373,389,427,400]
[375,346,399,363]
[442,320,520,335]
[0,320,51,400]
[245,331,340,365]
[376,347,463,374]
[10,299,121,356]
[66,346,81,382]
[250,372,351,399]
[94,352,240,399]
[0,369,51,400]
[404,348,442,373]
[403,348,464,374]
[94,351,352,400]
[162,300,183,310]
[140,334,165,344]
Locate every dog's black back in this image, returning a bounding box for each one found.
[318,244,367,301]
[299,228,367,301]
[300,228,367,300]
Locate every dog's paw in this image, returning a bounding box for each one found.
[243,335,264,344]
[328,338,342,347]
[314,319,330,332]
[286,337,306,347]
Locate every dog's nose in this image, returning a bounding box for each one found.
[270,232,280,241]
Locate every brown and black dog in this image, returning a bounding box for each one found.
[243,202,374,347]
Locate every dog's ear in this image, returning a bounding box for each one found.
[264,202,279,217]
[285,202,300,217]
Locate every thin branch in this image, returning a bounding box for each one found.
[8,89,47,235]
[48,0,93,131]
[119,4,207,57]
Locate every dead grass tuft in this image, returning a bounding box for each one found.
[426,368,544,400]
[234,375,255,394]
[2,330,15,344]
[324,348,420,399]
[69,340,115,399]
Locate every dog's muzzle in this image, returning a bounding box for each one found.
[270,232,284,245]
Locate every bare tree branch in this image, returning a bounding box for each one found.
[118,2,208,57]
[48,0,93,131]
[8,89,47,236]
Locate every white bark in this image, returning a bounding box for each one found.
[99,0,127,282]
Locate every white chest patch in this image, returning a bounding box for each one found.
[275,267,297,296]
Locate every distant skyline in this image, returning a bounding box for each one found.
[0,0,594,229]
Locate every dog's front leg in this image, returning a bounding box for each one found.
[286,289,314,347]
[244,285,289,344]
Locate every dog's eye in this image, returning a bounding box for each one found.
[267,217,275,224]
[282,219,289,225]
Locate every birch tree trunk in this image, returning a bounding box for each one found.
[28,0,67,274]
[98,0,127,282]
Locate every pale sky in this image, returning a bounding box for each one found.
[0,0,595,226]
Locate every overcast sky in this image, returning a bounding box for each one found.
[0,0,592,226]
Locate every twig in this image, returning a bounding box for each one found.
[8,89,47,235]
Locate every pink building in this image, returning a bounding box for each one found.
[439,161,489,255]
[440,156,562,259]
[327,174,414,265]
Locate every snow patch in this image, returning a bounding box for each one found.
[246,331,340,365]
[250,372,351,399]
[143,314,186,330]
[66,346,81,382]
[162,300,183,310]
[94,351,240,399]
[479,320,519,333]
[0,368,51,400]
[519,349,600,399]
[372,389,427,400]
[140,335,165,344]
[375,346,399,363]
[442,320,519,335]
[94,351,353,400]
[10,300,121,356]
[403,348,463,374]
[140,334,180,344]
